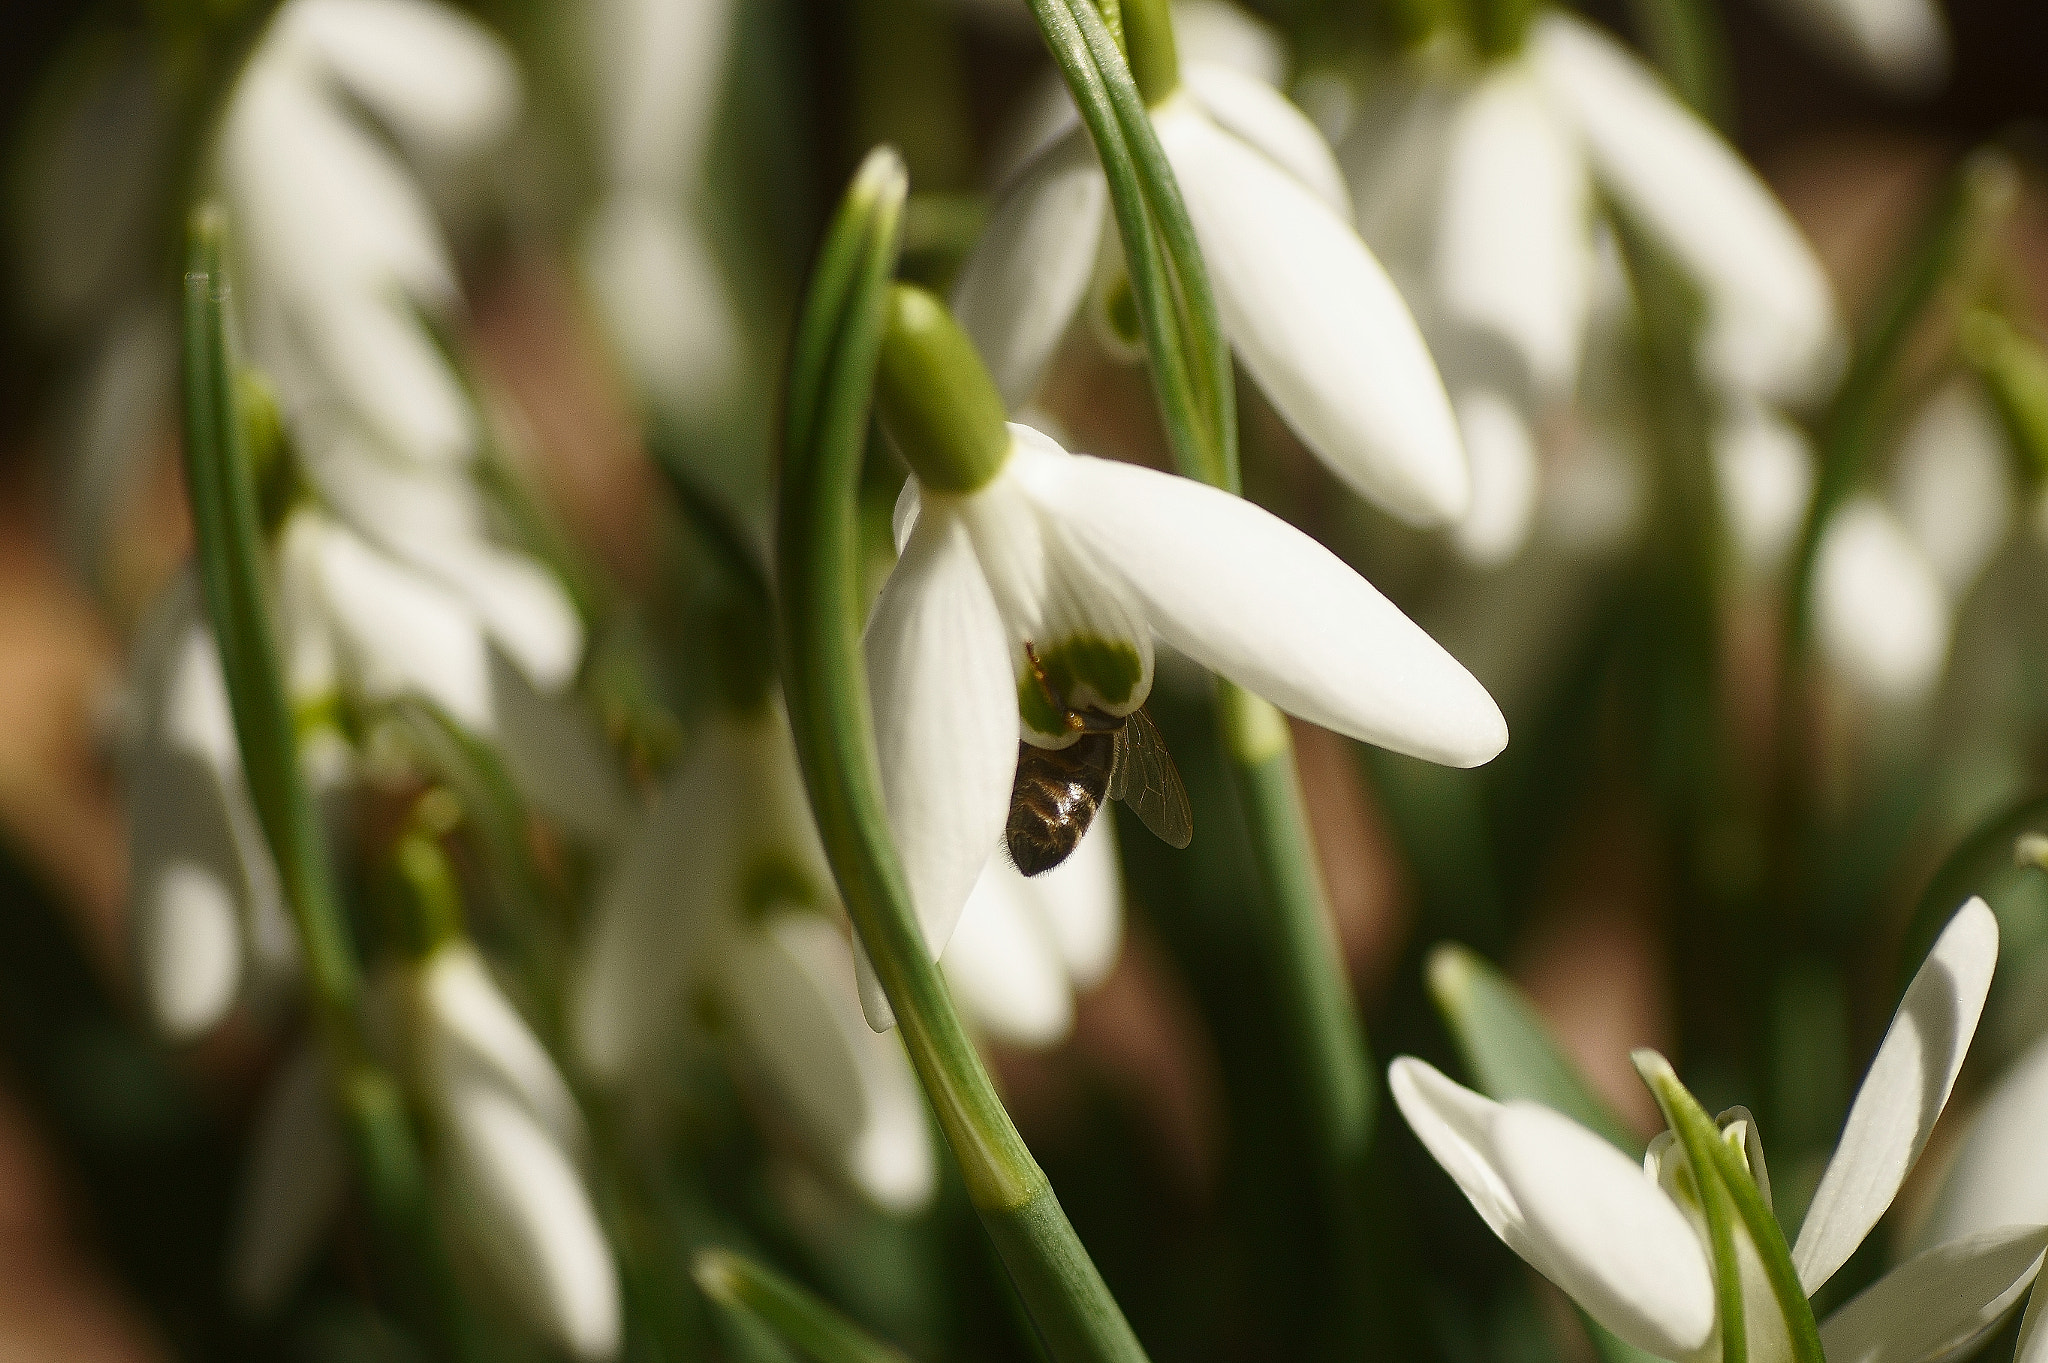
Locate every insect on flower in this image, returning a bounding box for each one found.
[1006,641,1191,876]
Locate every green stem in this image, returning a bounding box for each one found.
[1024,0,1237,490]
[181,207,471,1359]
[1624,0,1732,130]
[776,148,1146,1363]
[694,1250,911,1363]
[1640,1056,1747,1363]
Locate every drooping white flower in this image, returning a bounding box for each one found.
[414,944,620,1361]
[124,576,295,1041]
[577,0,742,426]
[955,43,1469,525]
[944,816,1124,1047]
[870,417,1504,1028]
[1812,495,1953,707]
[228,1043,348,1315]
[571,702,935,1213]
[1393,899,2028,1361]
[1339,15,1840,562]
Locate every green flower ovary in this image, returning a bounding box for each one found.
[1016,634,1146,738]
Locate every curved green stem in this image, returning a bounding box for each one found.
[182,207,471,1359]
[1640,1056,1748,1363]
[776,148,1145,1363]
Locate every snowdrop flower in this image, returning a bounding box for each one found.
[1392,899,2035,1362]
[1340,15,1839,561]
[954,6,1470,526]
[866,285,1503,1028]
[578,0,742,425]
[230,942,621,1358]
[944,817,1123,1047]
[1756,0,1948,96]
[123,576,295,1041]
[412,943,620,1361]
[571,702,935,1213]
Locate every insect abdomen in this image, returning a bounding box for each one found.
[1005,733,1116,876]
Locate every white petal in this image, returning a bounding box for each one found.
[862,512,1016,1026]
[1493,1102,1717,1358]
[420,944,585,1155]
[1918,1026,2048,1249]
[1157,104,1468,525]
[1812,496,1952,707]
[1183,63,1350,218]
[1818,1226,2047,1363]
[443,1084,621,1360]
[944,859,1077,1048]
[288,0,520,160]
[1388,1058,1533,1251]
[1793,897,1999,1293]
[723,914,935,1212]
[1172,0,1287,86]
[1531,14,1840,405]
[1715,399,1816,579]
[586,0,733,190]
[581,195,741,419]
[951,128,1106,409]
[133,858,242,1042]
[1030,813,1124,987]
[2019,1279,2048,1363]
[282,511,495,732]
[1338,71,1460,288]
[419,541,583,691]
[1450,390,1542,568]
[1433,68,1591,401]
[1017,447,1506,766]
[1754,0,1947,96]
[1890,382,2013,600]
[229,1045,346,1315]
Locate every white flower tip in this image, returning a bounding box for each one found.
[848,1118,937,1214]
[1814,498,1952,706]
[137,863,243,1042]
[852,935,900,1034]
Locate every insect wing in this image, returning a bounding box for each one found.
[1110,708,1192,849]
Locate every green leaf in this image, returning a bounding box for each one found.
[1896,790,2048,993]
[1428,944,1642,1157]
[1021,0,1237,491]
[694,1250,910,1363]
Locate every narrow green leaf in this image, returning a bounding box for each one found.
[1962,309,2048,482]
[1705,1132,1825,1363]
[1640,1054,1747,1363]
[1429,944,1642,1157]
[776,149,1148,1363]
[694,1250,910,1363]
[1896,791,2048,992]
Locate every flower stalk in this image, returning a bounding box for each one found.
[776,147,1146,1363]
[181,204,471,1358]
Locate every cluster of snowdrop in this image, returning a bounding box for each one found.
[1393,900,2048,1363]
[24,0,2048,1354]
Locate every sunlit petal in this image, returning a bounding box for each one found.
[1812,496,1952,707]
[1159,107,1468,524]
[945,858,1076,1047]
[1493,1102,1716,1358]
[1818,1226,2046,1363]
[420,943,585,1155]
[1793,897,1998,1293]
[1019,447,1506,766]
[861,508,1017,1025]
[1183,63,1350,217]
[1890,381,2013,600]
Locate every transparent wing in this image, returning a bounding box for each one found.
[1109,708,1192,849]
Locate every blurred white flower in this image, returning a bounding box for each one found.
[956,44,1469,525]
[1813,496,1953,707]
[230,946,621,1358]
[944,816,1124,1047]
[415,944,620,1361]
[1755,0,1948,97]
[124,576,296,1041]
[1392,899,2025,1362]
[571,702,935,1213]
[871,421,1503,1027]
[1341,15,1839,562]
[578,0,742,423]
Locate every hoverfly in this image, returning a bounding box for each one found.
[1005,643,1193,876]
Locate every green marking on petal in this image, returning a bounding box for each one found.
[1018,670,1070,740]
[1040,635,1144,709]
